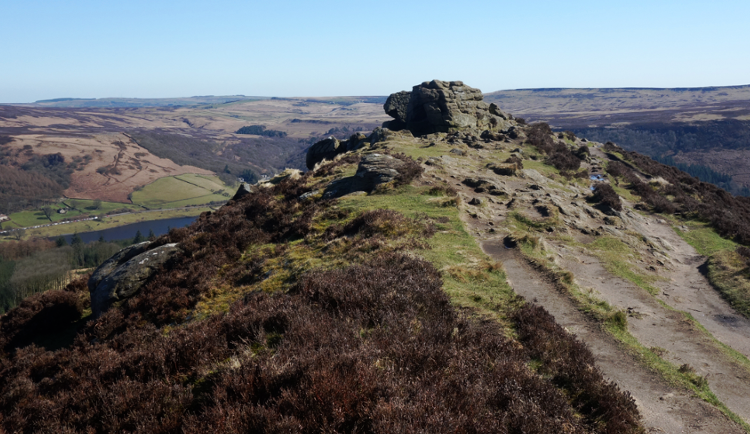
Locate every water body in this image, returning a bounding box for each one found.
[57,216,198,244]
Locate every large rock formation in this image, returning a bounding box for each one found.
[89,242,182,318]
[322,153,410,198]
[306,133,371,169]
[383,80,513,136]
[306,136,344,170]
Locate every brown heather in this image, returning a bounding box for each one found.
[0,152,642,433]
[604,142,750,245]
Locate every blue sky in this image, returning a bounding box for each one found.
[1,0,749,102]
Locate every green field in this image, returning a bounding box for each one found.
[3,200,141,229]
[130,174,233,209]
[3,206,214,241]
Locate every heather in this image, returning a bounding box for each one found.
[0,153,642,433]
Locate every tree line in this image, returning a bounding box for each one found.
[0,235,137,313]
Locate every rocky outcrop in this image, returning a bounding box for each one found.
[231,183,254,201]
[306,137,344,170]
[462,177,508,196]
[383,80,514,136]
[355,153,406,187]
[322,153,409,198]
[306,133,374,169]
[487,162,519,176]
[383,91,411,130]
[89,242,183,318]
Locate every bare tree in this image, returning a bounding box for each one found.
[93,199,103,210]
[12,229,26,241]
[41,206,54,221]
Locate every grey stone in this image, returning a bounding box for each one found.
[382,80,513,136]
[520,169,548,184]
[355,153,406,187]
[231,183,254,201]
[90,243,183,318]
[449,148,465,156]
[487,162,519,176]
[383,91,410,130]
[306,136,345,169]
[346,133,368,151]
[322,153,410,198]
[88,241,151,293]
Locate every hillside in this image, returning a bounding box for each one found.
[485,85,750,194]
[2,80,750,432]
[0,97,388,232]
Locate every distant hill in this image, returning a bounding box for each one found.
[486,85,750,194]
[27,95,269,108]
[485,85,750,126]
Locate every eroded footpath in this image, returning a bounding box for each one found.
[481,240,742,434]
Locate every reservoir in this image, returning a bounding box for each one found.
[58,216,199,244]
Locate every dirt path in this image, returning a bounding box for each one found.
[637,217,750,357]
[558,250,750,422]
[422,142,750,431]
[480,240,742,433]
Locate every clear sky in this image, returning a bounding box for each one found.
[2,0,749,102]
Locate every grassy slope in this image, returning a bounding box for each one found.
[130,174,233,209]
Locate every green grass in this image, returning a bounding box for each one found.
[707,250,750,319]
[339,185,521,323]
[6,201,141,227]
[586,237,661,295]
[131,174,233,209]
[10,207,213,240]
[672,219,738,257]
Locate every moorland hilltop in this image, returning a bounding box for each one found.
[2,80,750,433]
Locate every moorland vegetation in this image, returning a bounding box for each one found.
[4,80,750,432]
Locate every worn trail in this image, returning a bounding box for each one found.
[481,241,742,434]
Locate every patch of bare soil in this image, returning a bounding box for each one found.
[482,242,742,434]
[422,143,747,432]
[558,251,750,424]
[639,217,750,356]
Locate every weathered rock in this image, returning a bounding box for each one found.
[355,153,406,187]
[322,153,408,198]
[88,242,151,293]
[489,103,509,120]
[462,178,508,196]
[231,183,254,201]
[90,243,183,318]
[487,162,519,176]
[306,136,345,169]
[259,169,301,187]
[468,197,483,206]
[383,80,514,136]
[346,133,368,151]
[520,169,548,184]
[383,91,410,130]
[449,148,466,156]
[481,130,505,141]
